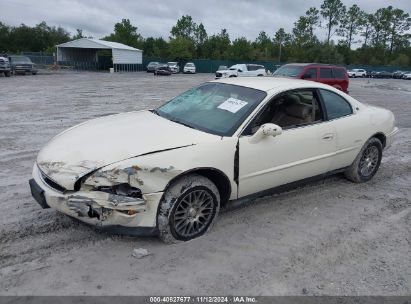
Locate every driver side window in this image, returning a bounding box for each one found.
[244,89,324,135]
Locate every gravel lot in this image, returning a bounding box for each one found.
[0,72,410,296]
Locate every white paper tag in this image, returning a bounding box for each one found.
[217,98,248,113]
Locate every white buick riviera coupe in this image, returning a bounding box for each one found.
[30,78,398,242]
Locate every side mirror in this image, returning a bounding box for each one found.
[248,123,282,144]
[238,69,243,72]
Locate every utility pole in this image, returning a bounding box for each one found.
[278,41,282,63]
[278,33,283,63]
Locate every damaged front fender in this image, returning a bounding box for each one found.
[83,162,182,194]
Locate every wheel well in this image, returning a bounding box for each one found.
[166,168,232,206]
[372,133,386,148]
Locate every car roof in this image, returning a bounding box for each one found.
[211,77,338,92]
[282,63,345,68]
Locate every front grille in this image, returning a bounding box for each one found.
[39,169,66,192]
[15,64,31,70]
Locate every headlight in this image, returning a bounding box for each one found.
[95,183,142,199]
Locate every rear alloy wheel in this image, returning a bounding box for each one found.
[345,137,382,183]
[158,174,220,243]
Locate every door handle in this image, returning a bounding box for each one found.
[322,133,334,140]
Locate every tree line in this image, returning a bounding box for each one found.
[1,0,410,66]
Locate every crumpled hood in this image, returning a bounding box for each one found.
[37,110,216,190]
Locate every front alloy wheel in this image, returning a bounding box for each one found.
[158,174,220,242]
[171,188,215,239]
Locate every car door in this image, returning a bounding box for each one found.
[244,64,255,76]
[319,67,333,86]
[301,67,318,82]
[318,88,366,170]
[237,89,337,197]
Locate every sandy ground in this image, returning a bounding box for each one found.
[0,72,410,296]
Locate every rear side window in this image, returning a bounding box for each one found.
[333,68,346,79]
[247,65,256,71]
[320,68,332,78]
[320,89,352,120]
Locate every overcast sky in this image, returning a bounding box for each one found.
[1,0,411,41]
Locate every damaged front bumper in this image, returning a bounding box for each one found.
[30,164,162,235]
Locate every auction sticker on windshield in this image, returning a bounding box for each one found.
[217,98,248,113]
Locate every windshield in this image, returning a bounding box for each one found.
[148,62,159,66]
[186,63,194,67]
[168,62,177,66]
[156,83,267,136]
[10,56,32,64]
[229,65,239,70]
[273,65,304,77]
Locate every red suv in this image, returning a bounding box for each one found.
[273,63,349,94]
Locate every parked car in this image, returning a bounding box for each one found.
[154,64,171,76]
[0,56,11,77]
[402,71,411,80]
[347,69,367,78]
[373,71,393,78]
[183,62,196,74]
[29,77,398,242]
[167,62,180,74]
[392,71,405,79]
[9,55,37,75]
[273,63,349,94]
[215,64,266,79]
[146,61,160,72]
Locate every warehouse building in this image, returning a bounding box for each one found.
[56,38,143,71]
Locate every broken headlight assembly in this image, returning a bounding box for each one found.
[95,183,142,199]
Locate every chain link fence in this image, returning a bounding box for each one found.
[14,52,411,74]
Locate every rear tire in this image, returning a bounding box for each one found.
[158,174,220,243]
[344,138,382,183]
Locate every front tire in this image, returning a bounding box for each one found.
[158,174,220,243]
[344,138,382,183]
